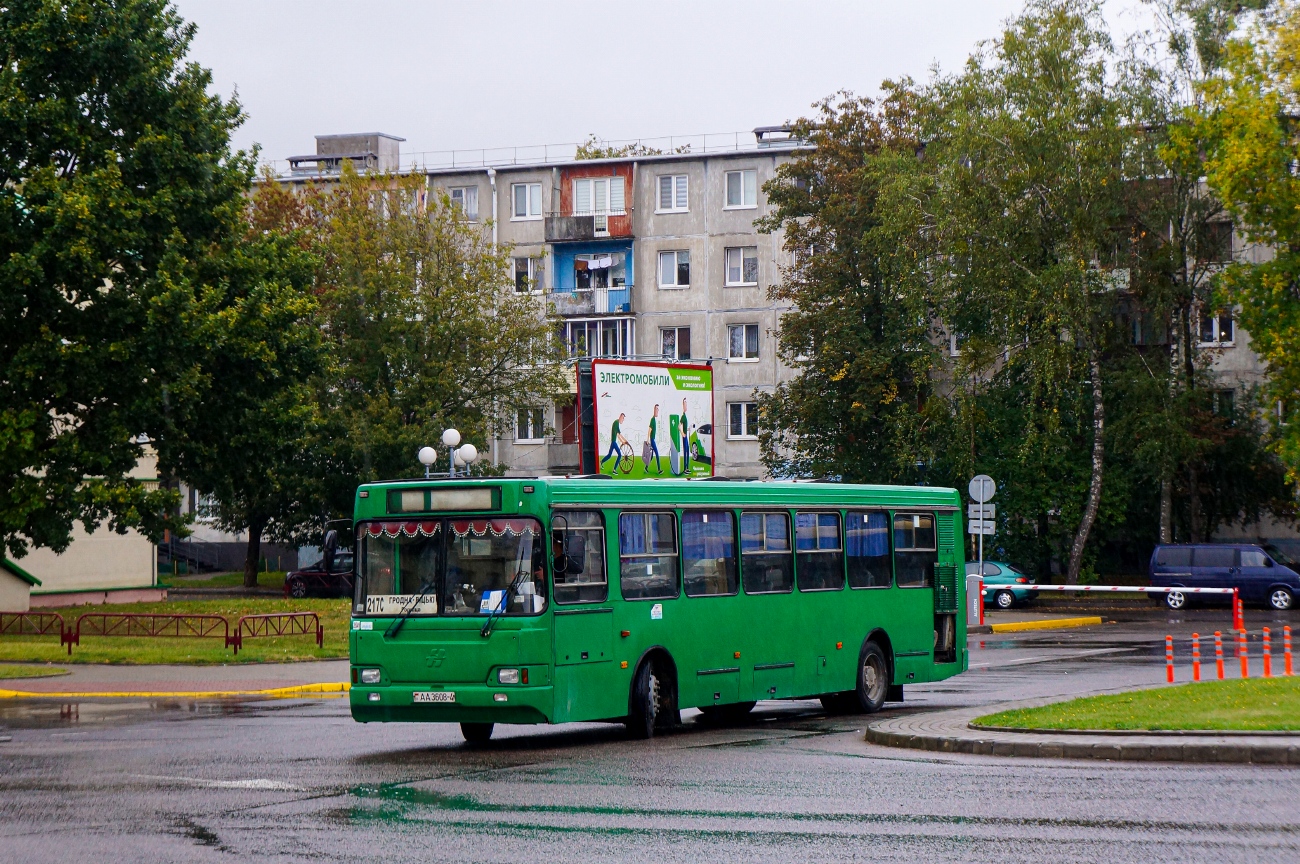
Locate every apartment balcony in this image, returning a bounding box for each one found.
[549,286,631,317]
[544,209,632,242]
[547,442,580,474]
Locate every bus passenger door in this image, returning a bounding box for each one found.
[550,511,622,722]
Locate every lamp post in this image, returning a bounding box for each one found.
[442,428,461,477]
[417,446,437,479]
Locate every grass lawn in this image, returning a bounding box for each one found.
[0,664,68,679]
[158,571,287,590]
[976,677,1300,731]
[0,598,350,665]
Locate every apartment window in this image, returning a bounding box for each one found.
[575,252,626,292]
[562,318,634,359]
[725,169,757,208]
[1278,400,1289,426]
[1199,308,1234,345]
[514,257,541,294]
[728,324,759,360]
[724,247,759,286]
[661,326,691,360]
[658,174,688,212]
[659,250,690,288]
[516,407,545,443]
[512,182,542,219]
[573,177,625,235]
[728,402,758,439]
[1198,221,1233,263]
[449,186,478,220]
[1214,388,1236,419]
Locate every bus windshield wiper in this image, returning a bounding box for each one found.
[480,570,528,638]
[385,579,435,639]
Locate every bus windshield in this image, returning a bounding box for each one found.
[357,517,546,616]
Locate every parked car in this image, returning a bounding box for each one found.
[965,561,1039,609]
[1149,543,1300,611]
[284,552,355,599]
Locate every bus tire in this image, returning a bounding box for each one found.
[850,641,890,714]
[460,722,493,744]
[626,660,663,740]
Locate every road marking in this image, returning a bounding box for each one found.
[134,774,304,791]
[0,682,350,700]
[968,647,1133,669]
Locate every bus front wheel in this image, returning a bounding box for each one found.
[852,641,890,714]
[460,722,493,744]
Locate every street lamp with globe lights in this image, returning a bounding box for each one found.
[418,446,438,479]
[441,428,461,476]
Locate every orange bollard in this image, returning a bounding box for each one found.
[1233,590,1244,631]
[1192,633,1201,682]
[1215,631,1225,680]
[1166,634,1174,683]
[1286,626,1293,677]
[1239,629,1250,679]
[1263,628,1272,678]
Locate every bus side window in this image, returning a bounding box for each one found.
[846,511,891,588]
[795,512,844,591]
[552,511,607,604]
[894,513,936,588]
[741,512,792,594]
[619,512,679,600]
[682,510,738,597]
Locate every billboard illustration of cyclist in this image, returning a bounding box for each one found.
[591,359,713,478]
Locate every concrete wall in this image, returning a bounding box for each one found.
[0,571,31,613]
[24,522,157,596]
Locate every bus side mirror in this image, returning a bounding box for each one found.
[324,529,339,574]
[557,535,586,576]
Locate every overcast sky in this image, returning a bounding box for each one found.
[172,0,1159,169]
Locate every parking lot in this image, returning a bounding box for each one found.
[1,603,1297,863]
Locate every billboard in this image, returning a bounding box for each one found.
[590,359,714,478]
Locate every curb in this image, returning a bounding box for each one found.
[0,681,350,700]
[864,724,1300,763]
[985,616,1103,633]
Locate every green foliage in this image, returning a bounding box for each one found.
[304,168,569,518]
[0,0,252,558]
[1202,2,1300,480]
[574,135,689,159]
[756,88,940,482]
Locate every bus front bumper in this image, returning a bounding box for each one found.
[350,684,553,725]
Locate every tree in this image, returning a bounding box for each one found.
[0,0,251,559]
[152,213,325,588]
[1201,2,1300,476]
[755,89,941,482]
[306,167,569,517]
[926,0,1139,582]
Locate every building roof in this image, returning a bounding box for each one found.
[1,557,41,586]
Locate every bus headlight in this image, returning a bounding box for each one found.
[497,668,520,684]
[360,669,382,684]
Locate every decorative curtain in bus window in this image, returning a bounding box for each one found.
[442,518,546,616]
[682,511,737,597]
[552,511,608,604]
[741,512,792,594]
[846,511,891,588]
[894,513,937,588]
[619,512,678,600]
[361,521,440,616]
[796,512,844,591]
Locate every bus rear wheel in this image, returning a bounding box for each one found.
[850,641,890,714]
[460,722,493,744]
[626,661,664,739]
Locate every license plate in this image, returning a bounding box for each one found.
[413,691,455,704]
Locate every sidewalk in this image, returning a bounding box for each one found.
[865,700,1300,764]
[0,660,349,698]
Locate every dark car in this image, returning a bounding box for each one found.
[284,552,355,599]
[1149,543,1300,611]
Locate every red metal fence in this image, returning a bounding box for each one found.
[227,612,322,654]
[0,610,324,656]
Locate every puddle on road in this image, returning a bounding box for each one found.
[0,695,320,730]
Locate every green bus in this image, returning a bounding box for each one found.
[349,476,967,742]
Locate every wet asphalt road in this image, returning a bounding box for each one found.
[2,606,1298,863]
